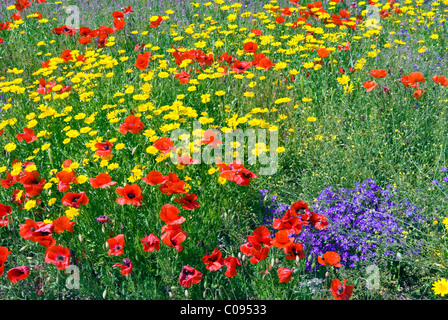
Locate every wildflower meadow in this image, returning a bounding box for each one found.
[0,0,448,303]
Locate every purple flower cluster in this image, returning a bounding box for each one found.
[260,179,426,270]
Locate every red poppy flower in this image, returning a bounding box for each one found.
[201,129,222,147]
[335,39,349,50]
[284,242,306,260]
[0,246,11,277]
[45,245,71,270]
[309,212,328,230]
[271,230,294,249]
[135,51,151,71]
[124,6,134,14]
[219,52,235,65]
[150,15,163,28]
[119,115,145,134]
[224,256,241,278]
[161,225,188,252]
[248,247,270,264]
[243,41,258,53]
[363,80,378,92]
[94,141,114,158]
[275,16,285,23]
[317,48,330,58]
[160,204,186,225]
[141,234,160,252]
[142,170,167,185]
[432,75,448,87]
[7,266,30,283]
[0,203,12,217]
[159,173,186,195]
[278,268,293,283]
[251,28,262,36]
[61,192,89,208]
[19,219,40,241]
[19,171,46,197]
[402,72,425,87]
[330,279,354,300]
[35,235,56,248]
[221,167,258,186]
[289,200,310,218]
[413,89,426,100]
[89,173,117,189]
[369,69,387,78]
[201,248,225,271]
[174,193,199,210]
[107,234,125,256]
[56,170,77,192]
[175,71,191,84]
[112,11,124,19]
[61,49,74,62]
[0,173,18,189]
[153,137,174,154]
[30,222,56,248]
[318,251,342,267]
[62,159,72,168]
[16,128,38,143]
[116,184,143,206]
[273,211,303,235]
[231,60,251,74]
[113,258,133,276]
[178,266,203,288]
[247,226,273,249]
[53,216,75,234]
[240,242,270,263]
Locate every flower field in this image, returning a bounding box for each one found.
[1,0,448,301]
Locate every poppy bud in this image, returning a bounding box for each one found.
[203,291,207,298]
[242,255,246,262]
[185,290,189,298]
[296,255,300,264]
[48,190,52,196]
[275,258,280,265]
[78,234,83,242]
[132,146,138,155]
[325,271,330,278]
[169,292,173,299]
[105,242,109,250]
[103,288,107,299]
[102,225,105,233]
[238,252,242,260]
[270,257,275,266]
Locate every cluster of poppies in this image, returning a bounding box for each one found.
[53,7,134,48]
[363,69,448,100]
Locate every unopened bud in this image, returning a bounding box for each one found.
[169,292,173,299]
[78,234,83,242]
[185,290,189,298]
[325,272,330,278]
[203,291,207,298]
